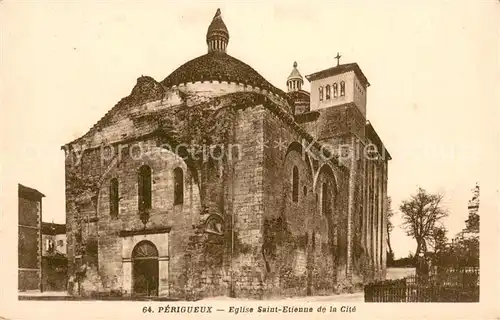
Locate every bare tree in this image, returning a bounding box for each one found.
[400,187,448,260]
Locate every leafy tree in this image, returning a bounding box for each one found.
[452,234,479,267]
[445,183,480,267]
[464,183,480,233]
[430,225,448,266]
[391,252,415,268]
[400,187,449,261]
[432,226,448,253]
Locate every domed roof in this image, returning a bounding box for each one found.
[206,9,229,43]
[287,61,303,82]
[161,51,286,98]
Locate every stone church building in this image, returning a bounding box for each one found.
[63,9,391,299]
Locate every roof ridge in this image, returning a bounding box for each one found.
[64,76,166,148]
[305,62,370,87]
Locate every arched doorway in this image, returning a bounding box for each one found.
[132,241,159,297]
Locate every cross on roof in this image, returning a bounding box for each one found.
[335,52,342,66]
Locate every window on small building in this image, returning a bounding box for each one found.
[292,166,299,202]
[319,86,324,101]
[333,83,338,97]
[173,167,184,205]
[340,81,345,96]
[325,85,331,100]
[46,239,54,252]
[138,165,152,212]
[110,178,119,217]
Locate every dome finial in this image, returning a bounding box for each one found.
[206,8,229,53]
[286,61,303,92]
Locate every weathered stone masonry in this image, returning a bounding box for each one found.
[62,9,390,299]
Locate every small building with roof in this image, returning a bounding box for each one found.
[41,222,68,292]
[18,184,45,292]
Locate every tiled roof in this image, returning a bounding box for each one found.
[305,63,370,87]
[42,222,66,235]
[366,121,391,160]
[18,183,45,199]
[63,76,165,147]
[161,52,287,99]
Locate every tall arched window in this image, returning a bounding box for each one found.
[340,81,345,96]
[138,165,152,212]
[292,166,299,203]
[173,167,184,205]
[333,83,338,98]
[319,87,324,101]
[322,182,330,215]
[325,85,331,100]
[109,178,119,217]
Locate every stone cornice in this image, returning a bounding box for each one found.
[118,226,172,237]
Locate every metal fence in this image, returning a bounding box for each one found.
[365,267,479,302]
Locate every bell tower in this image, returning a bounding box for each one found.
[305,56,370,118]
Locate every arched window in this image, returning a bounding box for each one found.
[292,166,299,202]
[109,178,119,217]
[173,167,184,205]
[322,182,330,215]
[340,81,345,96]
[138,165,152,212]
[325,85,331,100]
[333,83,338,98]
[319,86,324,101]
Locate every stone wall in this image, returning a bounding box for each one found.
[64,87,275,299]
[42,257,67,291]
[65,138,205,297]
[63,75,386,299]
[96,142,202,296]
[18,270,40,291]
[18,196,42,291]
[297,101,390,284]
[226,105,266,298]
[261,106,351,297]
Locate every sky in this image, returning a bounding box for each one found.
[1,1,498,259]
